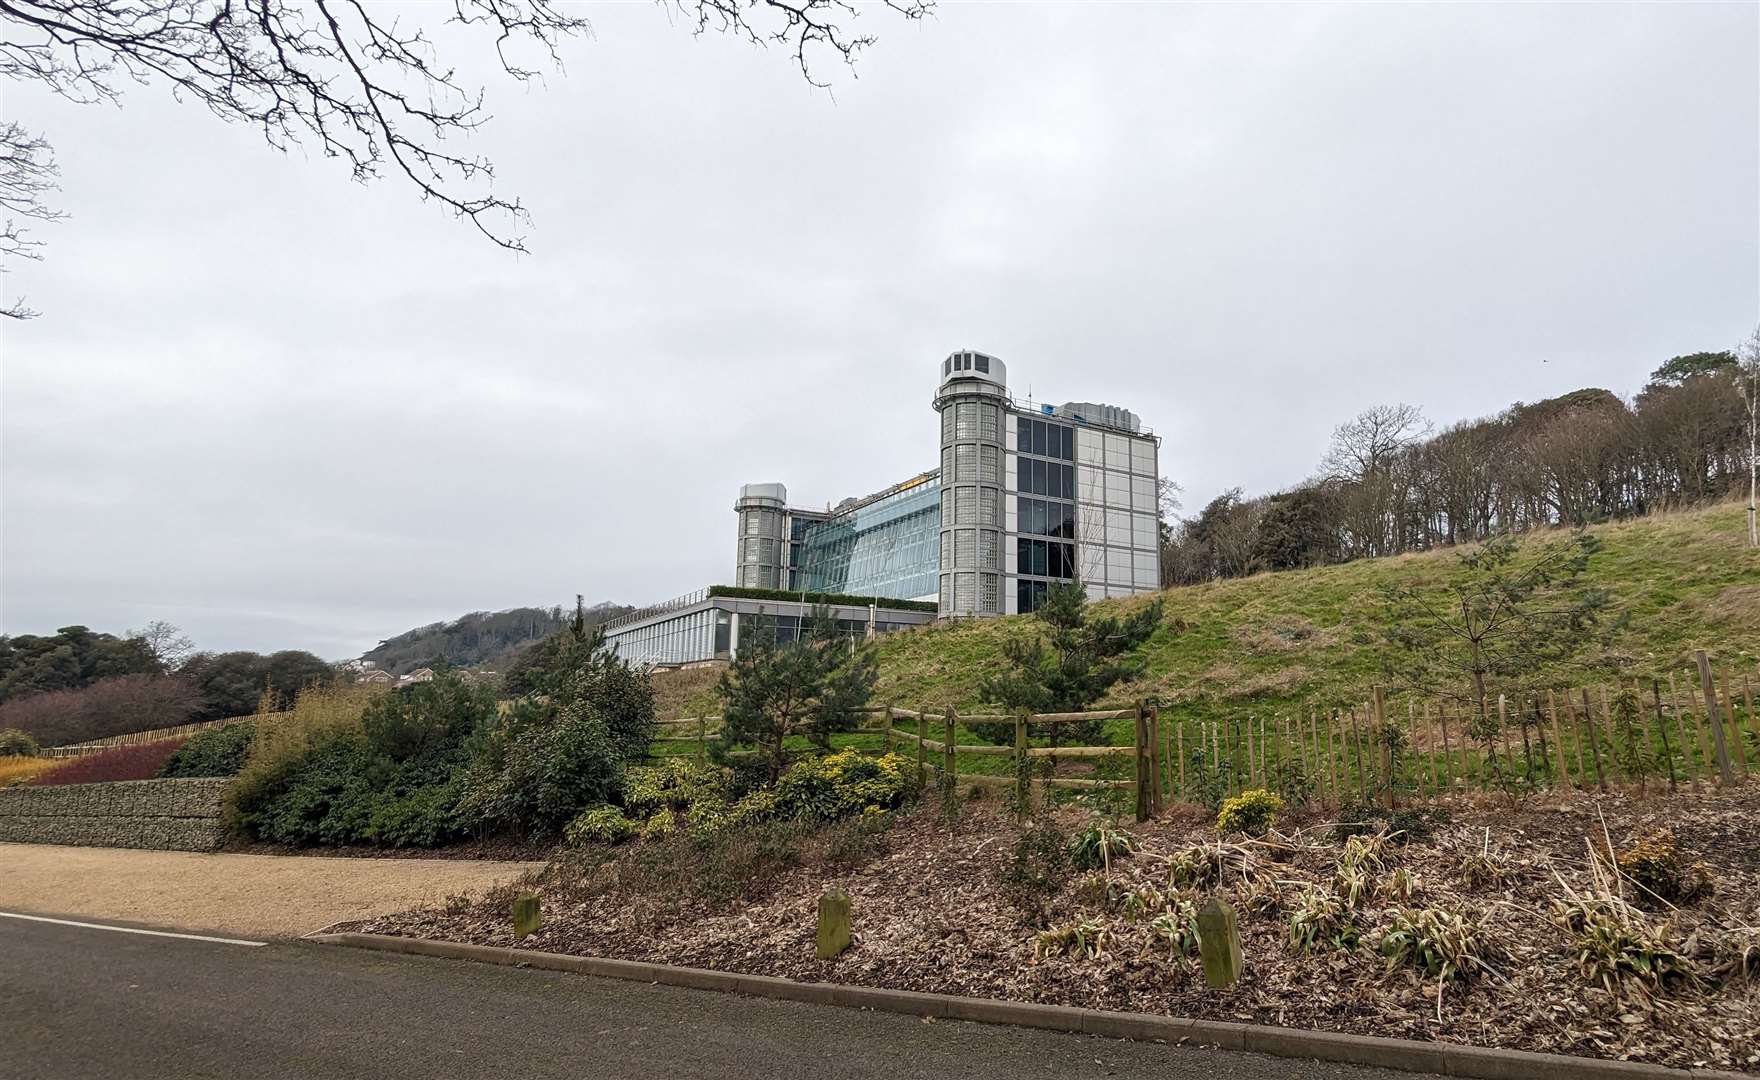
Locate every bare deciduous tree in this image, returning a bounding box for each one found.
[0,121,61,318]
[129,619,196,671]
[1322,403,1431,483]
[1739,325,1760,547]
[0,0,930,314]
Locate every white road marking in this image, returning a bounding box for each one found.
[0,910,267,946]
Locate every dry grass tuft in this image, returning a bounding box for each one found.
[0,756,56,786]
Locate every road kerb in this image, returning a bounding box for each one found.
[306,931,1743,1080]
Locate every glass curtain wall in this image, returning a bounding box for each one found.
[796,477,941,601]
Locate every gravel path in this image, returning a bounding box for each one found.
[0,843,542,938]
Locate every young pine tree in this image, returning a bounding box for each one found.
[977,582,1163,746]
[715,607,878,781]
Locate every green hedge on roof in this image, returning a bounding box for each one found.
[706,585,937,614]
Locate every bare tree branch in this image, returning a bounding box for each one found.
[0,0,931,310]
[0,120,61,318]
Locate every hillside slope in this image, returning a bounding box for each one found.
[657,501,1760,722]
[364,603,632,675]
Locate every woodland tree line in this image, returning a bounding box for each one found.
[0,624,331,746]
[1162,346,1760,585]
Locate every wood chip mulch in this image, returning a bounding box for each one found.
[356,787,1760,1073]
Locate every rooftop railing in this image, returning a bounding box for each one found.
[601,588,709,632]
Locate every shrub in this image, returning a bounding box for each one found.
[160,722,256,778]
[1068,818,1138,872]
[565,805,635,846]
[361,677,494,762]
[770,750,918,823]
[240,735,378,845]
[227,684,379,832]
[640,809,677,840]
[0,728,39,757]
[0,757,55,786]
[231,681,483,848]
[999,822,1071,918]
[621,758,738,816]
[31,739,188,785]
[455,695,622,838]
[1216,788,1283,836]
[1617,831,1713,907]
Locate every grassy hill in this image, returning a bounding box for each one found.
[364,603,632,675]
[656,500,1760,728]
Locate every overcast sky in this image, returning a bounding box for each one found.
[2,2,1755,659]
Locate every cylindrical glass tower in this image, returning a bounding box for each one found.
[733,482,788,589]
[932,351,1008,617]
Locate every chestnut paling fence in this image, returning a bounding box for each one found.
[37,713,268,759]
[660,651,1760,820]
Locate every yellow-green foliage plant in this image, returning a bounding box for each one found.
[224,685,381,829]
[564,805,634,846]
[770,749,918,822]
[1216,788,1284,836]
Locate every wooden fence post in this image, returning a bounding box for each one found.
[1746,676,1758,763]
[881,703,893,753]
[1697,651,1734,785]
[1326,710,1342,807]
[1154,706,1167,814]
[1581,688,1607,791]
[1721,668,1748,777]
[1013,712,1029,821]
[1651,681,1677,794]
[1134,702,1151,823]
[945,704,959,794]
[916,710,927,782]
[1211,719,1222,795]
[1246,714,1260,791]
[1747,675,1759,767]
[1547,691,1571,791]
[1406,702,1422,799]
[1176,717,1186,804]
[697,716,707,763]
[1372,686,1394,808]
[1678,671,1714,783]
[1348,705,1367,802]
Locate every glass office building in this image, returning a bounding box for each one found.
[737,350,1163,620]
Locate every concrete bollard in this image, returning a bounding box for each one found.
[512,892,542,942]
[816,887,853,960]
[1197,897,1242,988]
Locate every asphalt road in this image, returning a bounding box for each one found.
[0,914,1436,1080]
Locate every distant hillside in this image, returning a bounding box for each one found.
[362,603,633,675]
[656,500,1760,720]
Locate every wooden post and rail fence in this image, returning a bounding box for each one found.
[660,650,1760,818]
